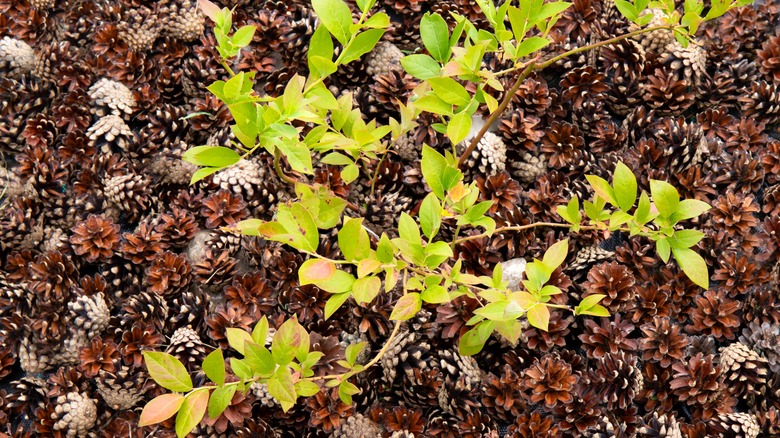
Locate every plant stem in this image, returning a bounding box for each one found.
[456,24,675,169]
[273,148,299,186]
[219,58,236,77]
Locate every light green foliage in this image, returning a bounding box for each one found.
[142,0,753,430]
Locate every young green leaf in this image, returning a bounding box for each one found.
[252,316,270,346]
[338,380,361,405]
[525,303,550,331]
[272,317,310,366]
[613,162,638,212]
[574,293,606,315]
[143,352,193,393]
[514,36,550,58]
[585,175,618,206]
[175,391,209,438]
[577,303,611,317]
[656,237,671,263]
[202,348,226,387]
[390,292,422,320]
[355,0,376,13]
[421,145,448,200]
[541,239,568,271]
[670,229,705,249]
[244,342,276,377]
[324,292,351,319]
[182,146,241,168]
[672,247,709,289]
[398,212,421,244]
[313,270,356,294]
[139,393,185,427]
[267,368,297,412]
[421,284,450,304]
[340,28,385,64]
[226,328,253,355]
[672,199,711,222]
[308,24,334,63]
[338,217,371,261]
[230,358,252,380]
[458,320,495,356]
[352,276,382,304]
[419,193,442,240]
[311,0,353,45]
[400,54,441,80]
[447,111,472,145]
[420,12,450,62]
[650,179,680,218]
[295,380,321,397]
[207,385,237,420]
[345,341,367,365]
[231,25,256,48]
[428,77,471,106]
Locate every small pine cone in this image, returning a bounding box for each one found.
[687,288,741,340]
[332,412,382,437]
[522,353,578,408]
[96,367,148,410]
[103,173,151,221]
[707,413,760,438]
[86,114,137,155]
[211,159,266,207]
[120,221,170,264]
[738,81,780,126]
[19,337,52,373]
[579,314,638,360]
[709,191,760,235]
[540,121,584,169]
[583,351,643,411]
[200,189,249,229]
[145,251,192,297]
[52,392,98,438]
[166,326,207,370]
[437,348,482,387]
[69,215,120,262]
[581,261,636,312]
[193,249,237,294]
[719,342,769,399]
[670,353,723,409]
[639,412,682,438]
[306,388,354,433]
[120,291,169,331]
[88,78,136,117]
[740,322,780,373]
[659,40,707,86]
[459,131,507,179]
[118,7,160,52]
[639,316,687,368]
[480,365,526,423]
[508,411,560,437]
[509,151,547,184]
[159,0,205,42]
[631,9,674,52]
[250,382,278,408]
[0,37,35,78]
[641,67,696,116]
[394,131,422,161]
[758,31,780,82]
[67,292,110,339]
[365,41,404,77]
[154,207,199,248]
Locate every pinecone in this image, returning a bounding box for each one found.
[145,251,192,297]
[670,353,723,410]
[738,80,780,126]
[718,342,769,399]
[581,261,636,312]
[709,190,760,235]
[200,189,249,229]
[166,325,207,369]
[630,8,675,52]
[659,40,707,86]
[365,41,404,77]
[158,0,205,42]
[306,388,354,433]
[739,322,780,373]
[332,412,382,437]
[103,173,151,222]
[540,121,584,169]
[88,78,136,117]
[118,7,160,51]
[522,353,577,408]
[480,364,527,423]
[211,159,267,208]
[120,221,170,264]
[0,36,35,78]
[688,288,741,340]
[640,316,687,368]
[758,31,780,82]
[638,412,682,438]
[120,291,169,331]
[51,392,98,438]
[86,114,137,155]
[641,67,696,116]
[67,292,110,339]
[707,413,760,438]
[582,351,643,410]
[459,131,507,179]
[69,214,120,262]
[96,367,148,410]
[579,314,638,360]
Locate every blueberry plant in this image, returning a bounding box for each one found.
[140,0,753,435]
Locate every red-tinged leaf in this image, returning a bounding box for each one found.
[143,352,193,393]
[525,304,550,331]
[175,391,209,438]
[199,0,221,21]
[390,293,422,321]
[299,259,337,285]
[139,394,184,426]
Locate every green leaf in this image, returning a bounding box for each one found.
[613,162,637,212]
[207,385,236,420]
[276,140,313,175]
[398,212,421,244]
[338,218,371,261]
[424,241,453,268]
[139,393,184,427]
[341,28,385,64]
[421,284,450,304]
[376,234,395,263]
[614,0,638,21]
[143,352,193,393]
[672,247,709,289]
[672,199,711,222]
[314,270,355,294]
[295,380,321,397]
[362,12,389,28]
[390,293,422,320]
[338,380,360,405]
[189,167,222,185]
[575,293,606,315]
[670,229,705,249]
[226,328,253,355]
[341,163,359,183]
[474,301,515,321]
[230,358,252,380]
[182,146,241,168]
[355,0,376,13]
[290,203,319,252]
[252,316,269,346]
[634,191,654,225]
[458,320,495,356]
[421,145,448,199]
[420,12,450,62]
[309,55,338,78]
[175,391,209,438]
[525,304,550,331]
[400,54,441,80]
[586,175,618,206]
[244,341,276,377]
[232,25,256,48]
[345,341,367,365]
[650,179,680,218]
[202,349,225,387]
[325,292,351,319]
[656,237,671,263]
[272,318,309,366]
[308,24,334,63]
[541,239,568,271]
[352,276,382,304]
[299,259,337,285]
[414,93,454,116]
[428,77,471,106]
[514,36,550,58]
[447,111,472,145]
[311,0,353,45]
[419,193,442,240]
[535,2,572,21]
[267,368,297,412]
